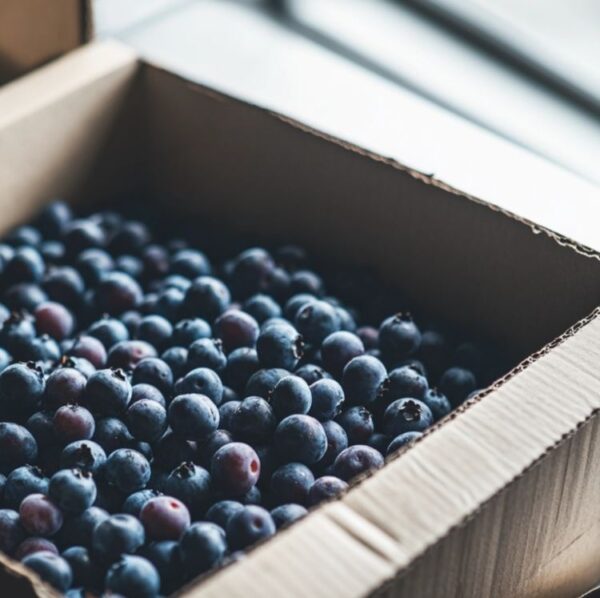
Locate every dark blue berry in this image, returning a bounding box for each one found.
[382,365,428,401]
[60,440,106,475]
[336,406,374,444]
[309,378,345,421]
[256,322,303,370]
[140,495,191,541]
[245,368,289,398]
[294,300,341,345]
[132,357,173,395]
[187,337,227,372]
[295,363,330,385]
[379,313,421,358]
[387,431,423,455]
[270,503,307,528]
[4,465,48,509]
[104,449,151,494]
[49,469,96,514]
[422,387,452,420]
[164,462,212,518]
[62,545,103,589]
[0,423,38,469]
[214,309,259,353]
[122,489,161,518]
[333,445,384,481]
[183,276,230,321]
[5,247,45,284]
[87,316,129,349]
[271,375,312,419]
[439,366,477,406]
[274,415,327,465]
[173,318,211,347]
[171,248,211,279]
[223,347,259,392]
[139,540,183,594]
[53,404,95,444]
[316,420,348,469]
[321,331,364,376]
[174,367,223,405]
[0,508,25,555]
[243,294,281,324]
[342,355,387,405]
[93,417,133,453]
[127,399,167,442]
[19,493,63,536]
[160,346,188,379]
[211,442,260,497]
[226,505,275,550]
[168,393,220,440]
[270,463,314,506]
[308,476,348,505]
[84,368,131,416]
[205,500,244,530]
[0,361,45,416]
[94,271,142,315]
[58,506,108,548]
[130,383,166,408]
[107,339,157,370]
[92,513,145,563]
[179,522,227,576]
[230,396,275,442]
[22,552,72,591]
[383,398,433,436]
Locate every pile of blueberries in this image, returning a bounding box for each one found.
[0,201,496,597]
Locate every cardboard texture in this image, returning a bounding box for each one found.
[0,0,90,85]
[0,41,599,597]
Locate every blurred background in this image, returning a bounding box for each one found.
[94,0,600,187]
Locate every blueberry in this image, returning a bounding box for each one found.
[19,493,63,537]
[173,318,211,347]
[164,462,212,518]
[295,363,330,385]
[107,340,157,370]
[294,300,341,345]
[104,449,151,494]
[309,378,345,421]
[22,552,72,591]
[105,554,160,598]
[132,357,173,396]
[342,355,387,405]
[382,365,429,404]
[77,248,115,285]
[270,463,314,506]
[187,337,227,372]
[183,276,230,321]
[308,476,348,505]
[379,312,421,358]
[62,545,103,589]
[0,311,36,355]
[226,505,275,550]
[4,283,47,311]
[153,286,185,322]
[321,331,364,376]
[36,200,72,237]
[63,219,105,255]
[270,503,307,529]
[49,469,96,514]
[4,465,48,509]
[422,387,452,420]
[316,420,348,469]
[141,495,191,541]
[57,506,109,549]
[5,247,45,284]
[206,500,244,530]
[66,335,107,368]
[152,431,196,472]
[168,393,220,440]
[20,333,60,363]
[336,406,374,444]
[200,429,234,466]
[230,248,275,298]
[223,347,259,392]
[127,399,167,442]
[218,400,240,431]
[367,432,390,454]
[0,509,25,555]
[245,368,289,398]
[274,415,327,465]
[0,423,38,469]
[289,270,323,296]
[230,396,276,442]
[142,244,171,280]
[0,361,45,416]
[179,522,227,576]
[160,346,188,379]
[53,404,95,444]
[60,440,106,475]
[211,442,260,496]
[274,244,307,271]
[43,266,85,309]
[130,383,166,408]
[214,309,259,353]
[42,369,83,412]
[387,431,423,455]
[92,513,145,563]
[93,417,134,453]
[122,489,161,518]
[84,368,131,416]
[174,367,223,405]
[383,398,433,436]
[135,317,170,351]
[439,366,477,406]
[283,293,315,321]
[171,248,211,279]
[271,375,312,419]
[333,445,384,482]
[260,324,305,375]
[16,537,59,561]
[109,220,151,254]
[243,294,281,324]
[94,271,143,315]
[87,316,129,350]
[138,540,183,594]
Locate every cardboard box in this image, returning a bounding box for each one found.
[0,0,90,85]
[0,40,599,597]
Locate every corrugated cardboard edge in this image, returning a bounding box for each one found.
[140,60,600,264]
